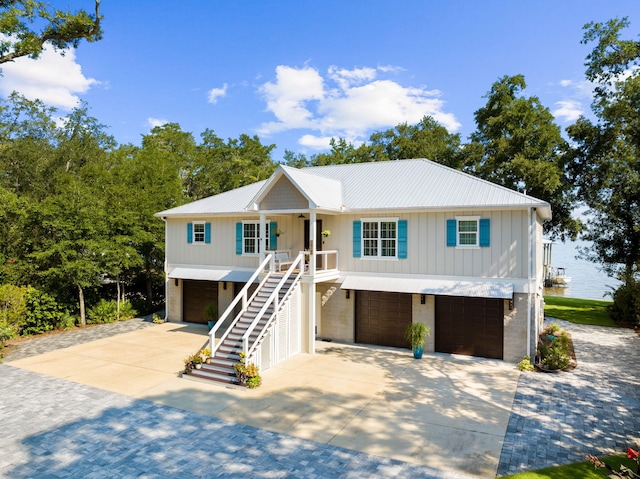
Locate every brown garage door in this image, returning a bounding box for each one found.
[183,280,218,324]
[435,296,503,359]
[355,291,412,349]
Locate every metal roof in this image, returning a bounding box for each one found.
[157,159,551,219]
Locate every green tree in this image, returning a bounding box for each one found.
[368,116,464,168]
[0,0,102,67]
[465,74,580,240]
[567,18,640,282]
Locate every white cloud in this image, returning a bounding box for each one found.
[258,64,460,148]
[553,100,583,122]
[147,117,168,128]
[298,134,334,150]
[207,83,228,104]
[0,41,97,109]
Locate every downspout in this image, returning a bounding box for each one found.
[526,207,532,357]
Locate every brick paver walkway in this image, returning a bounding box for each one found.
[497,319,640,476]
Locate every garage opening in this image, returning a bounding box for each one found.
[182,280,218,324]
[435,295,503,359]
[355,290,412,349]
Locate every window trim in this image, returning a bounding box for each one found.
[241,220,270,256]
[192,221,207,245]
[360,217,399,260]
[455,216,480,249]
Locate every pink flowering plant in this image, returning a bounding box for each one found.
[587,447,640,478]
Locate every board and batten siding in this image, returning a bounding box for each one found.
[166,215,301,268]
[166,208,534,280]
[331,210,530,279]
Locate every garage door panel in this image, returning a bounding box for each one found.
[435,295,503,360]
[355,291,412,349]
[183,280,218,324]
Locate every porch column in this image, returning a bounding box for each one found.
[259,213,266,263]
[308,282,316,354]
[309,211,317,277]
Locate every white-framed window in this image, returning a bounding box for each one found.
[362,219,397,258]
[193,222,206,244]
[242,221,270,254]
[457,216,480,247]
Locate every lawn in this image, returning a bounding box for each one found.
[543,295,616,327]
[501,455,637,478]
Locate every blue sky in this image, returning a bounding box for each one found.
[2,0,639,161]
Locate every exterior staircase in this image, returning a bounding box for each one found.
[188,273,295,385]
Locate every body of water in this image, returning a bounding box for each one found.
[543,239,620,301]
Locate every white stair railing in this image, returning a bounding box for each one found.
[208,254,273,355]
[242,252,305,364]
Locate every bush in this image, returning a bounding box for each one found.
[22,287,70,336]
[518,355,535,371]
[0,284,27,340]
[609,276,640,326]
[117,301,137,321]
[537,325,572,370]
[87,299,118,324]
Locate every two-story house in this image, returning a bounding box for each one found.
[157,159,549,381]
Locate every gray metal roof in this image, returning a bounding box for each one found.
[157,159,551,219]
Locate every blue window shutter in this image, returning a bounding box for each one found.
[204,222,211,244]
[353,221,361,258]
[398,220,407,259]
[446,219,457,247]
[235,222,242,254]
[269,221,278,250]
[479,218,490,247]
[187,222,193,244]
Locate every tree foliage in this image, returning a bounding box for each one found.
[464,74,580,240]
[0,0,102,66]
[567,17,640,282]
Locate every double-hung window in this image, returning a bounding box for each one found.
[363,219,397,258]
[457,218,479,247]
[193,222,206,244]
[243,221,270,254]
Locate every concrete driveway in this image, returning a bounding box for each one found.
[7,322,520,478]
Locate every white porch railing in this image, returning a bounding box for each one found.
[242,252,305,364]
[311,249,338,273]
[208,254,273,355]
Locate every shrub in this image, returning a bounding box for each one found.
[537,325,571,370]
[87,299,118,324]
[518,355,535,371]
[609,276,640,326]
[22,287,70,336]
[0,284,27,340]
[117,301,137,321]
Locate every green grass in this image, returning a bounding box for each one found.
[543,295,616,327]
[502,455,636,478]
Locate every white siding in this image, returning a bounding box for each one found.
[166,209,533,280]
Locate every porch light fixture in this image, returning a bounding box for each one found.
[223,282,227,290]
[420,294,426,304]
[345,289,350,299]
[509,298,514,310]
[174,278,179,287]
[298,214,306,219]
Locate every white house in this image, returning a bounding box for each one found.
[156,159,550,382]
